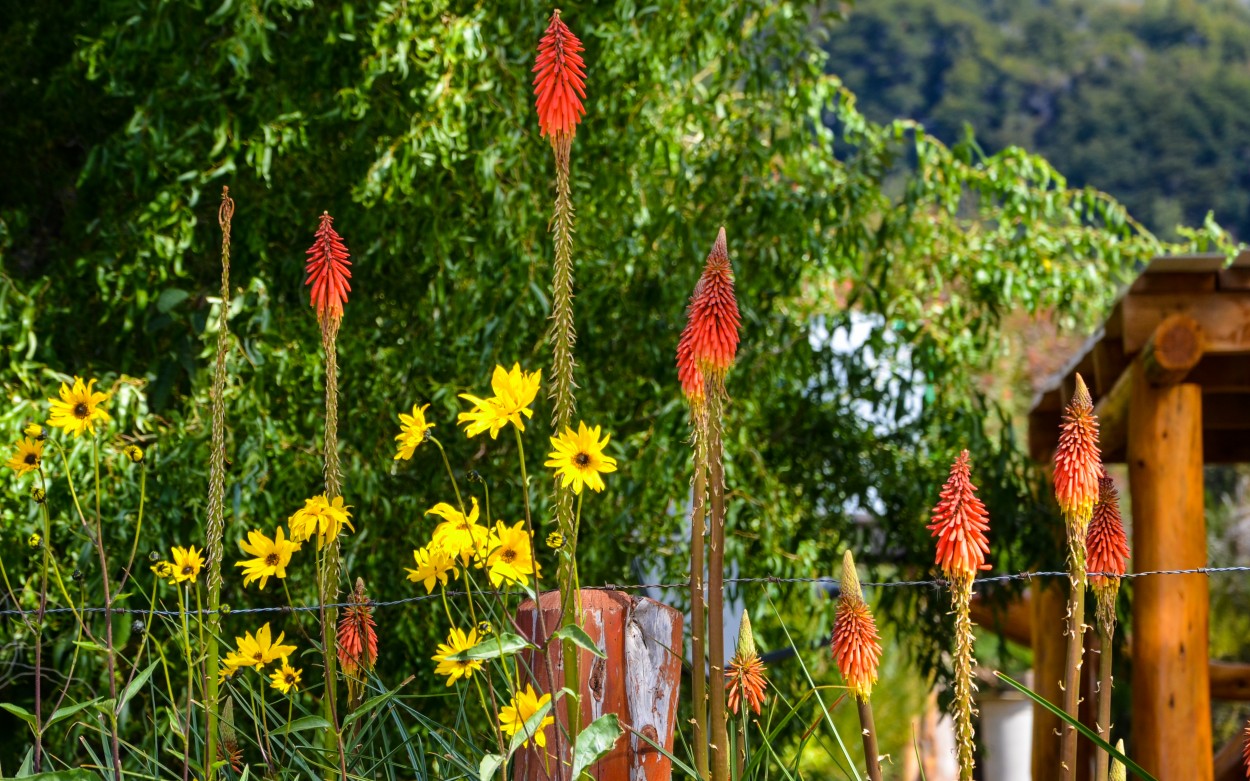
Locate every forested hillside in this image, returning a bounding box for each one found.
[824,0,1250,239]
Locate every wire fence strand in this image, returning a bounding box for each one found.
[4,566,1249,620]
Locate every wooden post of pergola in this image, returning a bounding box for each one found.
[1027,252,1250,780]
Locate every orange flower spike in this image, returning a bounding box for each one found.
[676,227,741,404]
[1053,373,1102,528]
[532,9,587,143]
[336,579,378,677]
[1242,721,1250,779]
[831,551,883,700]
[928,450,992,577]
[305,212,353,321]
[1087,471,1130,585]
[725,610,768,715]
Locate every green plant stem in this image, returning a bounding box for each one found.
[1095,620,1115,781]
[432,437,466,516]
[708,413,729,781]
[690,446,710,781]
[116,464,147,595]
[90,438,124,781]
[177,584,194,781]
[561,491,585,745]
[512,426,567,768]
[856,696,883,781]
[1061,531,1088,781]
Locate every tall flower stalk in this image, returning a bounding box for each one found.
[677,228,740,781]
[928,450,991,780]
[534,7,589,745]
[1087,469,1129,781]
[304,211,353,773]
[1053,373,1102,779]
[204,187,233,781]
[832,551,883,781]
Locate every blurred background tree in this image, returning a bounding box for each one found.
[0,0,1235,770]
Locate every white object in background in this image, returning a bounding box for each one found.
[980,689,1033,781]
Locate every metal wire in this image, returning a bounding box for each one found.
[4,566,1249,620]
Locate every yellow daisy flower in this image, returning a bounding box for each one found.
[150,560,175,582]
[4,438,44,476]
[499,684,554,748]
[483,520,538,588]
[545,421,618,494]
[46,377,111,437]
[269,660,302,694]
[170,545,205,583]
[545,531,566,550]
[224,623,297,670]
[427,497,489,564]
[288,495,354,548]
[432,627,483,686]
[236,527,301,590]
[21,422,44,440]
[404,545,459,593]
[394,403,435,460]
[457,363,541,439]
[122,444,144,464]
[28,532,42,549]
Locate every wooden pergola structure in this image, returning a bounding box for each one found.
[1024,252,1250,780]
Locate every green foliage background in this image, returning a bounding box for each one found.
[0,0,1234,772]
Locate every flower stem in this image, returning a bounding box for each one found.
[91,437,123,781]
[1061,529,1088,780]
[690,435,710,781]
[1095,613,1116,781]
[951,574,977,781]
[117,462,147,596]
[856,696,883,781]
[708,399,729,781]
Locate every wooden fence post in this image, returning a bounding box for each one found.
[515,590,683,780]
[1127,360,1212,780]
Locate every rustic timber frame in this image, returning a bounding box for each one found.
[1025,251,1250,781]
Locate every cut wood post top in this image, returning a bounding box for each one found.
[1141,313,1205,386]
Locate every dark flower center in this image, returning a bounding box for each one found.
[24,453,37,465]
[574,452,590,467]
[265,553,279,566]
[73,403,89,418]
[285,673,296,684]
[253,652,264,662]
[502,549,517,563]
[182,565,194,575]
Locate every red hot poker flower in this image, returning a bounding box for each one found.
[676,227,741,404]
[1087,471,1130,585]
[305,212,352,322]
[928,450,992,577]
[725,611,768,715]
[337,579,377,678]
[832,551,882,700]
[532,10,587,142]
[1054,373,1101,528]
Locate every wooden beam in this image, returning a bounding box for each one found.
[1031,578,1069,781]
[1128,360,1213,779]
[1120,291,1250,354]
[1214,729,1247,781]
[1140,313,1204,385]
[1187,355,1250,393]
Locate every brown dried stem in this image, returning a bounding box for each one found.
[1061,528,1088,780]
[857,696,883,781]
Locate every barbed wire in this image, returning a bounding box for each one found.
[3,566,1249,620]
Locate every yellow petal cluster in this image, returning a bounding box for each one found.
[545,421,618,495]
[47,377,111,437]
[288,495,354,548]
[236,527,301,590]
[457,364,541,439]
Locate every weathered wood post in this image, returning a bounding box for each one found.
[515,590,683,780]
[1127,338,1212,779]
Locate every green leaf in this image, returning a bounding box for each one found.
[571,714,624,779]
[505,697,553,756]
[0,701,36,727]
[156,288,189,313]
[553,624,607,659]
[117,660,158,711]
[342,680,407,728]
[452,632,534,661]
[45,698,103,730]
[72,640,107,654]
[478,753,504,781]
[995,672,1156,781]
[273,715,333,735]
[18,771,97,780]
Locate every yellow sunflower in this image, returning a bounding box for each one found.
[170,545,205,583]
[427,497,489,563]
[269,660,302,694]
[394,403,435,460]
[223,623,297,670]
[545,421,618,494]
[498,684,554,748]
[483,520,538,588]
[236,526,301,590]
[404,545,459,593]
[457,363,541,439]
[432,627,483,686]
[47,377,111,437]
[288,495,354,548]
[4,438,43,476]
